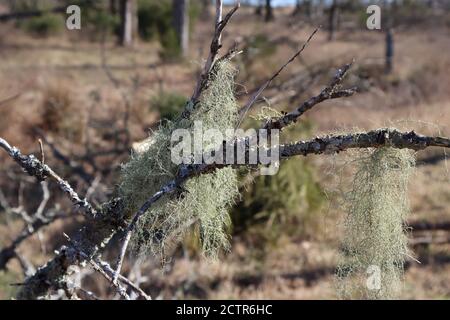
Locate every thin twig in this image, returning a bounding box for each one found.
[112,126,450,283]
[15,252,36,277]
[38,139,45,165]
[0,207,68,271]
[113,180,178,283]
[112,231,131,285]
[96,258,150,300]
[33,129,93,184]
[76,286,101,300]
[63,233,131,300]
[264,61,356,130]
[0,137,96,217]
[182,0,240,118]
[35,181,50,219]
[237,26,321,127]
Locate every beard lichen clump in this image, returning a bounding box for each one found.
[336,146,415,299]
[119,61,239,260]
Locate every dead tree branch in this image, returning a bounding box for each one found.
[33,130,94,184]
[63,234,130,300]
[1,2,449,300]
[279,128,450,157]
[111,128,450,282]
[14,197,125,299]
[264,62,356,130]
[3,128,449,299]
[0,138,96,217]
[94,257,151,300]
[182,1,240,118]
[0,180,70,270]
[238,27,320,126]
[0,209,67,271]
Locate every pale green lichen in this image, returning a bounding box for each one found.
[119,61,239,260]
[336,147,415,299]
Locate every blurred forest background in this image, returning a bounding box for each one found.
[0,0,449,299]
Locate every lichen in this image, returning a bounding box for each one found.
[119,61,239,261]
[336,147,415,299]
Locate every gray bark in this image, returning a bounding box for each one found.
[119,0,137,47]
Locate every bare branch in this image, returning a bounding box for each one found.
[61,233,130,300]
[4,6,449,300]
[237,27,321,126]
[112,231,131,285]
[65,234,150,300]
[111,126,450,279]
[264,62,356,130]
[15,252,36,277]
[35,181,50,219]
[0,137,96,217]
[16,198,125,300]
[113,179,180,282]
[182,1,240,118]
[89,260,131,300]
[279,128,450,158]
[95,258,151,300]
[38,139,45,164]
[34,128,94,184]
[75,286,100,300]
[0,207,68,271]
[11,125,450,299]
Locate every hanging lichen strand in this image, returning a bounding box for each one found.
[336,146,415,299]
[119,61,239,261]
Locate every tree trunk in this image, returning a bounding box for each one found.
[119,0,137,47]
[328,0,338,41]
[265,0,274,22]
[172,0,189,57]
[385,28,394,74]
